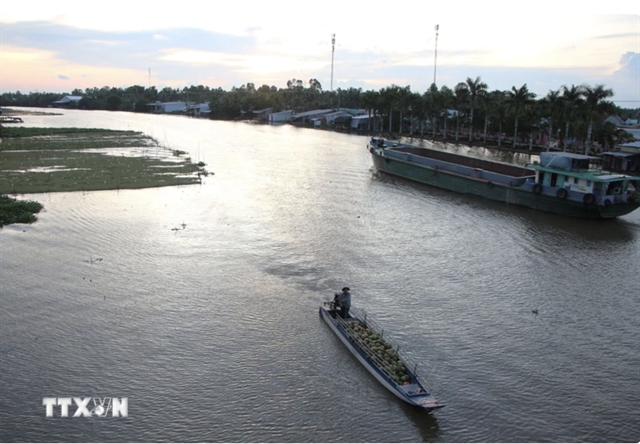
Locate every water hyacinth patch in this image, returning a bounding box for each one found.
[0,194,43,227]
[0,127,208,195]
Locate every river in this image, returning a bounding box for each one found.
[1,109,639,442]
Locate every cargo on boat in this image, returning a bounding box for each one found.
[319,301,444,411]
[368,138,640,219]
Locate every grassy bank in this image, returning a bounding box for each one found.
[0,126,208,226]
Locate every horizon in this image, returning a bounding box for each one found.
[1,1,639,107]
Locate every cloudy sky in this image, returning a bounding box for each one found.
[1,0,638,106]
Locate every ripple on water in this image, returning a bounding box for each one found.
[1,110,639,442]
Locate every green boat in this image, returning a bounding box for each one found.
[368,138,640,219]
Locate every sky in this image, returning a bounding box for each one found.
[1,0,639,107]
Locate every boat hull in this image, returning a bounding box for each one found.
[371,149,640,219]
[319,306,443,411]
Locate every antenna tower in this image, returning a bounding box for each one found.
[433,25,439,88]
[331,33,335,108]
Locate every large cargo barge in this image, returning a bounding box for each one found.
[368,138,640,219]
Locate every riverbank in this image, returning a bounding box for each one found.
[329,126,554,155]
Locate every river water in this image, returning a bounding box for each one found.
[1,109,639,442]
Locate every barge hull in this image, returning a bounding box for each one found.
[371,152,638,219]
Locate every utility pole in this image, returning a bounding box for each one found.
[331,33,335,109]
[433,25,439,88]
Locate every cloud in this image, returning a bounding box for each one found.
[58,74,69,80]
[0,21,256,70]
[593,32,638,40]
[615,52,639,77]
[0,7,637,105]
[608,52,640,105]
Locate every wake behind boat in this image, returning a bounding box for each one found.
[369,137,640,219]
[319,301,444,411]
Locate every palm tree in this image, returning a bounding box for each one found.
[465,76,488,142]
[424,84,439,138]
[395,85,412,136]
[453,82,469,142]
[505,84,536,149]
[480,91,499,144]
[406,91,424,137]
[438,86,454,140]
[581,84,614,154]
[542,89,563,151]
[524,101,545,151]
[493,95,509,147]
[379,86,399,133]
[560,84,584,152]
[361,90,379,131]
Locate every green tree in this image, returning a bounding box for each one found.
[582,84,614,154]
[308,78,322,92]
[560,84,584,152]
[541,89,563,151]
[505,84,536,149]
[106,95,122,111]
[438,85,454,139]
[453,82,469,142]
[361,90,380,131]
[379,86,399,133]
[465,76,488,142]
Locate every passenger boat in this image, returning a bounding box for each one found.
[368,138,640,219]
[319,301,444,411]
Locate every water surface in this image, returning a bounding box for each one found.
[1,109,639,442]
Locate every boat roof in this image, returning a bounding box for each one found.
[596,174,638,181]
[543,152,598,161]
[526,164,640,182]
[601,151,638,158]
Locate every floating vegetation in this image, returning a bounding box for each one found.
[0,127,210,195]
[0,194,43,227]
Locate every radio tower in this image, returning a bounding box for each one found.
[331,33,335,109]
[433,25,439,88]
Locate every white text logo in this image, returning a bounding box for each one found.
[43,397,128,417]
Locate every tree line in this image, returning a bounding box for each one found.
[1,78,638,153]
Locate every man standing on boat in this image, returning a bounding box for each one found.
[335,287,351,319]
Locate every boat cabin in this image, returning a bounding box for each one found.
[529,152,640,202]
[600,151,640,174]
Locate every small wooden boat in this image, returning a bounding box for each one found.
[319,301,444,411]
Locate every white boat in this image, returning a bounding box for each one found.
[319,301,444,411]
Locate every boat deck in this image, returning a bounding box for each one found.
[394,146,532,177]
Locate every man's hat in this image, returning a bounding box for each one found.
[342,287,350,291]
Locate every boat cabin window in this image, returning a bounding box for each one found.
[571,158,590,170]
[538,172,545,184]
[608,181,624,194]
[550,173,558,187]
